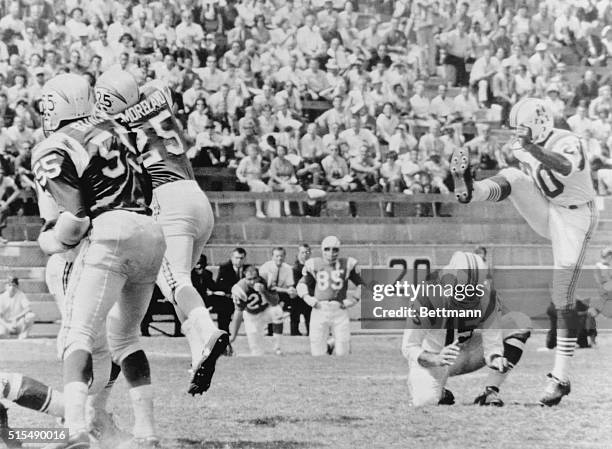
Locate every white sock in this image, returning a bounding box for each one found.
[552,337,576,381]
[64,382,88,436]
[129,385,155,439]
[45,390,64,418]
[189,306,217,344]
[87,385,112,416]
[273,333,282,351]
[484,369,508,390]
[181,318,204,368]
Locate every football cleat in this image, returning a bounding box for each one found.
[188,330,229,396]
[539,373,571,407]
[42,431,90,449]
[449,148,473,204]
[88,410,130,449]
[438,388,455,405]
[473,386,504,407]
[0,402,22,448]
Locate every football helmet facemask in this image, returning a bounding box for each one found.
[509,97,554,144]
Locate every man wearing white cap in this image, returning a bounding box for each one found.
[401,251,532,407]
[297,236,362,356]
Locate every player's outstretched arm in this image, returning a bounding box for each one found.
[229,309,243,343]
[516,126,572,175]
[418,341,462,368]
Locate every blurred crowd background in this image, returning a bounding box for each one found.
[2,0,612,227]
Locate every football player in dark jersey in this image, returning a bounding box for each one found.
[33,73,166,448]
[297,236,363,356]
[94,70,228,396]
[229,266,284,356]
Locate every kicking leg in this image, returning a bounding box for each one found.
[0,372,63,418]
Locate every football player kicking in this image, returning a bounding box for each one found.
[401,251,532,407]
[33,73,166,448]
[94,70,228,395]
[229,266,284,356]
[297,236,362,356]
[450,98,598,406]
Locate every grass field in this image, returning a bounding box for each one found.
[2,332,612,449]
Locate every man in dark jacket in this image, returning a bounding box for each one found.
[212,248,247,353]
[291,243,313,335]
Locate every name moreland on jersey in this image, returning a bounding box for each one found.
[514,129,596,207]
[114,80,195,189]
[32,114,151,218]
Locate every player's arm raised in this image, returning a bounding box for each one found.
[516,126,572,176]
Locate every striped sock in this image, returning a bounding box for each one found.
[551,337,576,381]
[473,177,512,202]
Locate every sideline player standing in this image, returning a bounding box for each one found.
[450,98,598,406]
[33,73,166,447]
[94,70,228,395]
[401,251,532,406]
[297,236,362,356]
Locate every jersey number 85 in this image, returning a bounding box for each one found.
[316,270,344,291]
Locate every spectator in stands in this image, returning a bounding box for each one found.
[439,20,471,86]
[376,102,399,146]
[418,121,445,160]
[214,247,248,355]
[573,70,599,108]
[400,149,421,191]
[589,85,612,119]
[350,145,381,192]
[380,150,404,216]
[567,104,593,138]
[409,80,431,123]
[544,84,566,121]
[514,64,534,99]
[300,123,324,162]
[491,60,514,127]
[236,143,270,218]
[259,247,297,337]
[339,115,380,160]
[388,123,417,156]
[465,123,500,171]
[268,145,304,216]
[0,277,35,339]
[453,86,479,124]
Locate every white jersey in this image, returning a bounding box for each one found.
[513,129,596,207]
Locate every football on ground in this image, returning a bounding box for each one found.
[3,332,611,449]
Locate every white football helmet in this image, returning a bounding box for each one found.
[509,97,554,144]
[40,74,93,135]
[321,235,341,263]
[94,69,140,114]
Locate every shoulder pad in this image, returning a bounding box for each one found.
[303,257,321,275]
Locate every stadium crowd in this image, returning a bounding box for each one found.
[1,0,612,225]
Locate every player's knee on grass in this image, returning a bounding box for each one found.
[408,364,446,407]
